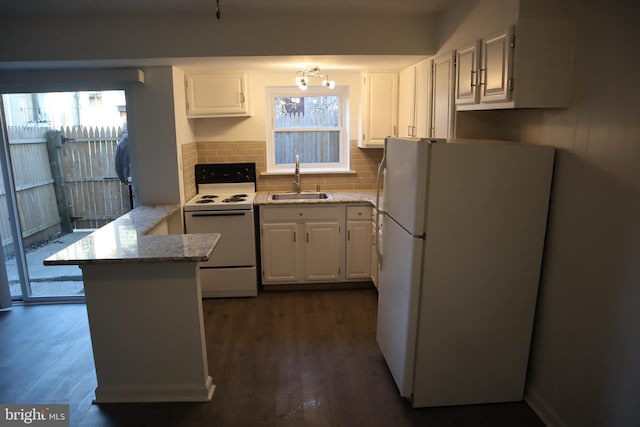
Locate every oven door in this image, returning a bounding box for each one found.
[184,210,256,267]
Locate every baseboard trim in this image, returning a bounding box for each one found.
[525,385,566,427]
[93,376,215,403]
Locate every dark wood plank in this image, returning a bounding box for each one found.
[0,289,545,427]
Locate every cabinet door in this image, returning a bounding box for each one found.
[414,59,432,138]
[455,41,480,105]
[398,66,417,138]
[261,223,299,283]
[479,28,513,104]
[305,222,341,282]
[431,52,455,140]
[370,221,378,288]
[361,72,398,148]
[346,220,372,280]
[185,72,249,117]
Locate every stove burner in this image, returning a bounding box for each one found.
[232,194,247,198]
[195,199,215,204]
[222,196,247,203]
[200,195,219,199]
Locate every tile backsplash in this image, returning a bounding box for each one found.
[182,140,382,199]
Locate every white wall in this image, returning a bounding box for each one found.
[435,0,518,55]
[172,67,196,206]
[446,1,640,426]
[519,2,640,425]
[127,66,181,206]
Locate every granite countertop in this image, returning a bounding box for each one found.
[44,205,220,266]
[254,189,380,208]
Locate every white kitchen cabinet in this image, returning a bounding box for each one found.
[456,30,513,107]
[260,205,343,285]
[479,29,513,104]
[455,14,574,110]
[398,59,432,138]
[359,72,398,148]
[345,205,372,280]
[456,28,514,108]
[305,222,342,281]
[431,52,456,140]
[371,217,379,288]
[185,71,250,117]
[261,223,299,283]
[455,41,481,106]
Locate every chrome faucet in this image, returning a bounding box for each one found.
[293,155,301,193]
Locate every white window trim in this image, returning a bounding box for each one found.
[265,86,350,174]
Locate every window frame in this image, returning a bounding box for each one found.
[265,86,350,174]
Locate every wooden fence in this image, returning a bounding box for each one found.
[1,126,130,249]
[59,126,131,230]
[274,109,341,164]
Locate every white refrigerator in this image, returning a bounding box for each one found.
[375,137,555,407]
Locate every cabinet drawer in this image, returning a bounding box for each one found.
[346,205,372,220]
[261,205,341,222]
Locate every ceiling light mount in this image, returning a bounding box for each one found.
[295,67,335,91]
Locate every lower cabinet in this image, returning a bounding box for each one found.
[260,205,343,285]
[260,223,299,282]
[260,204,375,286]
[345,205,372,280]
[305,222,342,281]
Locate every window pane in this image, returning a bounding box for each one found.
[275,131,340,165]
[274,96,339,129]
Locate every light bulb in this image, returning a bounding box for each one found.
[322,78,336,89]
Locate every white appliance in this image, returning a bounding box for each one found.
[184,163,258,298]
[375,137,555,407]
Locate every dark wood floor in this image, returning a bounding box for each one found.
[0,288,544,427]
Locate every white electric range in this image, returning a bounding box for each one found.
[184,163,257,298]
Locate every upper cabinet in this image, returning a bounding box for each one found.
[455,4,574,111]
[455,41,481,106]
[431,52,456,140]
[398,59,432,138]
[455,28,514,108]
[185,71,250,118]
[359,72,398,148]
[479,29,514,104]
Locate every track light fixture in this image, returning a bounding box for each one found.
[295,67,335,91]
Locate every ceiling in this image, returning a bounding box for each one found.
[0,0,453,17]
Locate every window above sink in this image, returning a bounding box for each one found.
[265,86,350,174]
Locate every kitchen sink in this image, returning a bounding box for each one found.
[269,192,332,201]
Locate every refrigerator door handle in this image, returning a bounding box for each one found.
[375,139,387,265]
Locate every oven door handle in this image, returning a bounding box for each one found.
[189,212,248,217]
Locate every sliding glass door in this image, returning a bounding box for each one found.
[0,100,26,306]
[0,90,130,302]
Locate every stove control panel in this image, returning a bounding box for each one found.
[195,163,256,185]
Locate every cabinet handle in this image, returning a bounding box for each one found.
[293,231,296,243]
[393,126,397,136]
[348,230,351,241]
[479,68,486,86]
[408,125,412,136]
[306,232,309,243]
[470,69,477,88]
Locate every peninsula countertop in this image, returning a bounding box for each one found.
[44,205,220,266]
